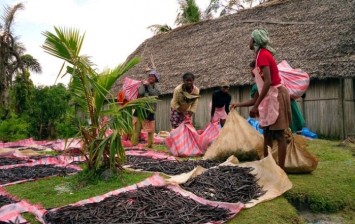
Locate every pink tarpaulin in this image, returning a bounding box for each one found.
[278,60,310,99]
[166,122,220,157]
[39,174,244,224]
[0,188,44,223]
[0,138,36,148]
[0,156,82,187]
[0,138,81,151]
[0,135,165,151]
[125,148,176,160]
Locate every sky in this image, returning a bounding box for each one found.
[2,0,211,86]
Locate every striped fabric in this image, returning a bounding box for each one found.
[122,77,141,101]
[0,200,41,223]
[278,60,310,99]
[166,122,220,157]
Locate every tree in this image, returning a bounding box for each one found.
[175,0,202,25]
[29,84,71,139]
[206,0,245,16]
[42,27,157,173]
[10,54,41,115]
[11,70,34,114]
[20,54,42,73]
[147,24,172,35]
[0,3,42,119]
[0,3,25,118]
[206,0,270,17]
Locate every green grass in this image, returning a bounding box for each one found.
[36,150,59,156]
[5,170,151,209]
[151,143,170,152]
[4,139,355,223]
[229,197,304,224]
[21,213,40,224]
[228,139,355,223]
[285,139,355,213]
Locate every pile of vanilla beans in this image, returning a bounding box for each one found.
[125,155,220,175]
[181,165,266,203]
[0,157,32,166]
[0,164,78,185]
[44,185,232,224]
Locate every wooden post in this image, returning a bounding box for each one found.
[339,78,345,139]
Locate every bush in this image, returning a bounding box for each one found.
[0,114,29,142]
[55,116,79,139]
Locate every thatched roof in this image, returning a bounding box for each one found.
[114,0,355,95]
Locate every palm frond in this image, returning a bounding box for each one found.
[2,3,24,31]
[42,27,85,64]
[147,24,172,35]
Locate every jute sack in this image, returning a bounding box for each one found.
[272,130,318,173]
[203,110,264,161]
[167,148,292,208]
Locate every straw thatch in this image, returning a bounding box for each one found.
[113,0,355,95]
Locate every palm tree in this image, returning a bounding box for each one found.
[0,3,24,118]
[42,27,157,173]
[0,3,42,118]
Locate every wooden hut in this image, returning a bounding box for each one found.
[113,0,355,139]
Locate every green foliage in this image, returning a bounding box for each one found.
[54,114,79,139]
[27,84,72,139]
[148,24,172,35]
[0,3,42,119]
[176,0,201,25]
[0,113,29,141]
[11,70,35,114]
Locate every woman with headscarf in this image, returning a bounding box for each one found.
[232,28,291,170]
[131,69,160,148]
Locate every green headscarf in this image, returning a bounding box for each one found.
[251,28,276,55]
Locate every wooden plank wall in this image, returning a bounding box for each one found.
[343,78,355,137]
[300,79,340,138]
[155,78,355,138]
[155,86,257,131]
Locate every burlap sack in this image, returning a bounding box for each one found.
[203,110,264,161]
[167,148,292,208]
[272,130,318,173]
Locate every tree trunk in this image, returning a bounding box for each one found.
[0,74,9,119]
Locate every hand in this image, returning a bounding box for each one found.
[249,106,259,118]
[230,103,238,110]
[184,113,192,123]
[185,111,193,117]
[142,80,149,85]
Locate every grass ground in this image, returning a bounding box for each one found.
[4,139,355,224]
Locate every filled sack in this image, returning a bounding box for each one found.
[166,122,220,157]
[278,60,310,99]
[203,110,264,161]
[272,130,318,173]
